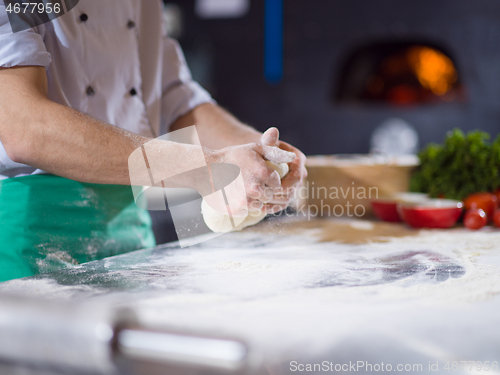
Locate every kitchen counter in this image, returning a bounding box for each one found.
[1,217,500,374]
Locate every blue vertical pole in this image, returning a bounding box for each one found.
[264,0,283,83]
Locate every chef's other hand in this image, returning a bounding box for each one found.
[205,133,296,215]
[259,127,307,214]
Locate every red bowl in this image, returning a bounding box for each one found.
[371,193,429,222]
[371,200,401,222]
[398,200,463,228]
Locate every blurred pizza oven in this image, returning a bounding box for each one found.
[336,42,465,106]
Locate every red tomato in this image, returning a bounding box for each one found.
[464,209,487,230]
[493,209,500,228]
[464,192,498,220]
[495,188,500,204]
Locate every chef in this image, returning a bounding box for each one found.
[0,0,306,282]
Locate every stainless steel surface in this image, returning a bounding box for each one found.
[117,328,246,371]
[0,295,131,374]
[0,294,248,375]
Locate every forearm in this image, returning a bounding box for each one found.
[5,100,217,189]
[0,67,210,187]
[4,99,146,185]
[169,102,307,201]
[170,103,262,149]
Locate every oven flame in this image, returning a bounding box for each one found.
[337,42,463,105]
[407,46,457,96]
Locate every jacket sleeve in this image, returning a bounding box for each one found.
[0,1,51,69]
[160,35,214,132]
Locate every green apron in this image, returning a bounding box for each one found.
[0,175,156,282]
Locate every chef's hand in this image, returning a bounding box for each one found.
[205,131,296,215]
[260,128,308,214]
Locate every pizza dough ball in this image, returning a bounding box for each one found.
[265,160,289,179]
[202,160,289,233]
[201,200,266,233]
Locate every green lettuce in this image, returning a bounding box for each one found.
[409,129,500,200]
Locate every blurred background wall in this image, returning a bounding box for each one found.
[163,0,500,155]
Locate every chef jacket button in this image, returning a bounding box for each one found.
[129,88,137,96]
[86,86,95,96]
[80,13,88,22]
[127,20,136,29]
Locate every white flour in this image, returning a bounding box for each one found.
[2,224,500,369]
[107,228,499,366]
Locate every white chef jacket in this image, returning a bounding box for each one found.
[0,0,213,178]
